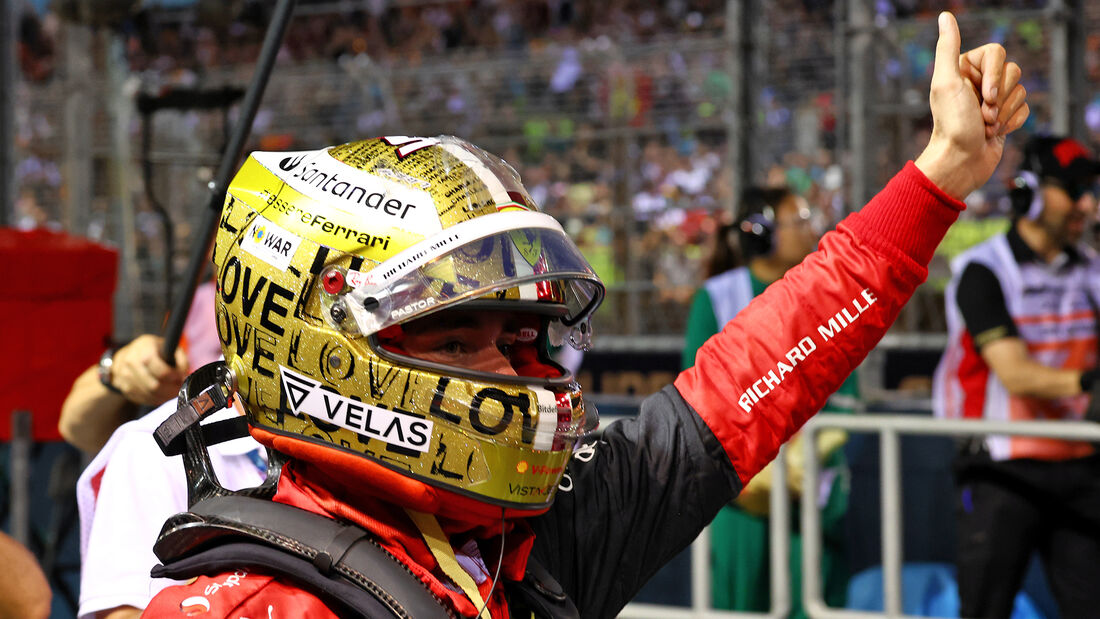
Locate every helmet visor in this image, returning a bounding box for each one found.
[345,211,604,337]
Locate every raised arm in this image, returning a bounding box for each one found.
[675,12,1029,486]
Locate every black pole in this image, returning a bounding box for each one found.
[160,0,297,364]
[738,0,755,186]
[1067,0,1086,142]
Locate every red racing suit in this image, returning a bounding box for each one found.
[142,163,962,618]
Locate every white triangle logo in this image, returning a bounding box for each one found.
[280,366,318,412]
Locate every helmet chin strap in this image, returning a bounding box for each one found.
[406,507,508,618]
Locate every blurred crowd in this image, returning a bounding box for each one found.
[12,0,1100,335]
[7,5,1099,617]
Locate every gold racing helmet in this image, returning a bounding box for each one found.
[213,136,604,519]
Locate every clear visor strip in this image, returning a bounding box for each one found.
[438,143,542,302]
[439,141,514,207]
[531,388,563,451]
[347,210,568,301]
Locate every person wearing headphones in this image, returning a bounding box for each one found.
[64,283,267,619]
[933,134,1100,618]
[683,186,856,615]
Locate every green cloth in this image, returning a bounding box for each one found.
[709,473,849,616]
[682,273,854,616]
[682,287,722,369]
[681,272,768,370]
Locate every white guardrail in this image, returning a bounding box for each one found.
[617,411,1100,619]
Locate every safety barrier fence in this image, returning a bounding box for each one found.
[616,410,1100,619]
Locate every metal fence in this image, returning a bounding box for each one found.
[613,411,1100,619]
[800,413,1100,619]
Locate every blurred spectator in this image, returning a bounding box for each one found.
[76,398,264,619]
[18,10,55,82]
[65,281,266,619]
[933,136,1100,618]
[653,224,703,309]
[13,0,1065,339]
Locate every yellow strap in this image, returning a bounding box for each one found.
[406,509,491,619]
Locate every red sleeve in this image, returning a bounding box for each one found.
[674,162,964,486]
[141,570,338,618]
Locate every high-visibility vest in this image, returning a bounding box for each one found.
[933,233,1100,461]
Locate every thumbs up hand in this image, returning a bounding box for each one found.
[915,11,1029,200]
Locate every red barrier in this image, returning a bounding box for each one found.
[0,228,117,441]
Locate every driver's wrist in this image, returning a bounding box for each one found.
[914,141,975,201]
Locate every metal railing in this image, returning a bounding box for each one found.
[800,413,1100,619]
[615,410,1100,618]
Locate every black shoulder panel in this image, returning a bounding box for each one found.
[153,495,453,619]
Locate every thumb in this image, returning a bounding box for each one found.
[932,11,961,84]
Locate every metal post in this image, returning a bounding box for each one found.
[880,427,903,617]
[105,30,140,335]
[801,424,828,618]
[0,0,15,227]
[9,411,32,547]
[691,516,711,613]
[833,0,848,213]
[1065,0,1086,140]
[726,0,754,200]
[1049,0,1069,135]
[846,0,873,208]
[62,22,93,235]
[769,444,791,618]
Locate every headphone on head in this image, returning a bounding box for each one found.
[736,186,791,260]
[1010,135,1100,219]
[1010,169,1042,220]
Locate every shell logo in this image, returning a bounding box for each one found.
[515,460,529,473]
[180,596,211,615]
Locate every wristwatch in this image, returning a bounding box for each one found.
[98,347,123,394]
